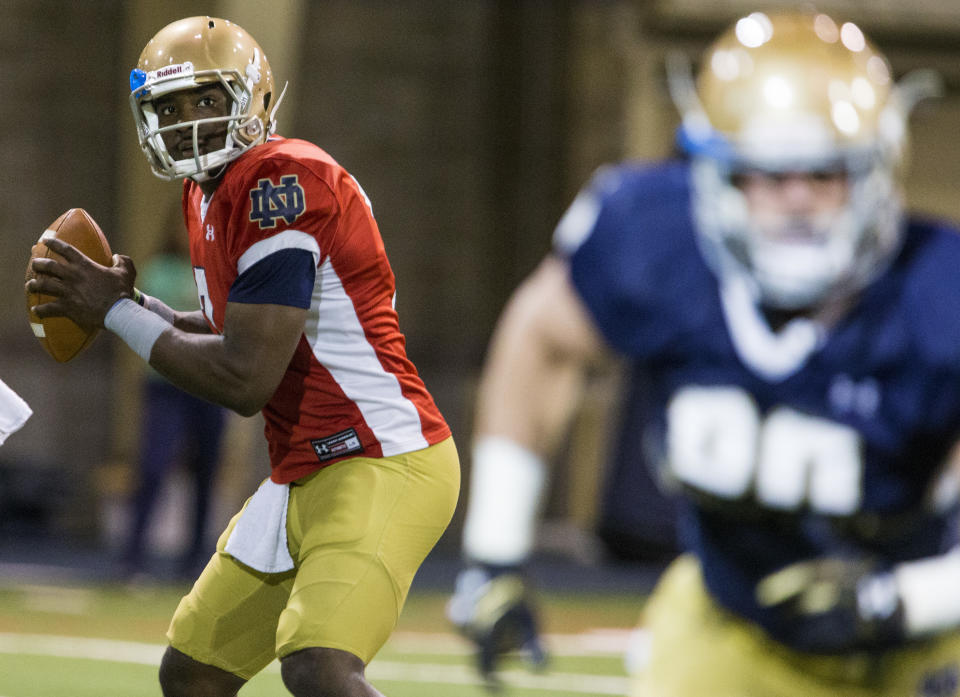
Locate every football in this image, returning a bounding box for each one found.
[25,208,113,362]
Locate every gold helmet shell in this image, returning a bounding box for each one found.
[129,16,280,181]
[686,11,903,167]
[674,11,911,310]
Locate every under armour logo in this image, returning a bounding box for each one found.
[829,374,880,419]
[249,175,306,229]
[205,224,215,241]
[310,428,363,463]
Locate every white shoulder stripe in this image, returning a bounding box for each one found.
[236,230,321,276]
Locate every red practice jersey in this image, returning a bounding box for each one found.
[182,136,451,483]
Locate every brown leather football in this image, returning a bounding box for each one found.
[26,208,113,362]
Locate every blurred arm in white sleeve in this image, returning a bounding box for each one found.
[462,255,612,565]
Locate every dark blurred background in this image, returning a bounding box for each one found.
[3,0,960,575]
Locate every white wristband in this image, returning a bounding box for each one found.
[895,547,960,635]
[462,436,547,565]
[104,298,169,363]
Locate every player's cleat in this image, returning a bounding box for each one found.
[447,565,548,688]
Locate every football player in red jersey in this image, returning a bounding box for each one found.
[26,16,460,697]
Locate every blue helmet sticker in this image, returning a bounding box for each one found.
[129,68,149,97]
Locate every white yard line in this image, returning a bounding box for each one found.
[0,631,633,695]
[0,633,161,665]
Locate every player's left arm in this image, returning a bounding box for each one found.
[169,309,215,334]
[28,236,307,417]
[133,290,213,335]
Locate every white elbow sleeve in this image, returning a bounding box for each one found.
[461,436,547,566]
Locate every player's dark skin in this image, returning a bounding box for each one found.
[154,82,230,198]
[26,83,387,697]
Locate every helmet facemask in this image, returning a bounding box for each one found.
[690,146,903,310]
[131,61,271,182]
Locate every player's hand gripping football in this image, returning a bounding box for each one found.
[27,237,138,330]
[756,556,906,652]
[447,565,547,688]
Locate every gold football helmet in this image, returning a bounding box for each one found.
[129,16,282,181]
[672,11,916,310]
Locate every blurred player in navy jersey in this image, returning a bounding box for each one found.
[27,16,459,697]
[447,10,960,696]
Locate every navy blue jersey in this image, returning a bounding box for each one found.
[558,159,960,647]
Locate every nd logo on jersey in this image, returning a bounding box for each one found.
[249,175,306,229]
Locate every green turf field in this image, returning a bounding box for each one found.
[0,580,642,696]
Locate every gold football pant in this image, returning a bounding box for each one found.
[166,437,460,679]
[634,554,960,697]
